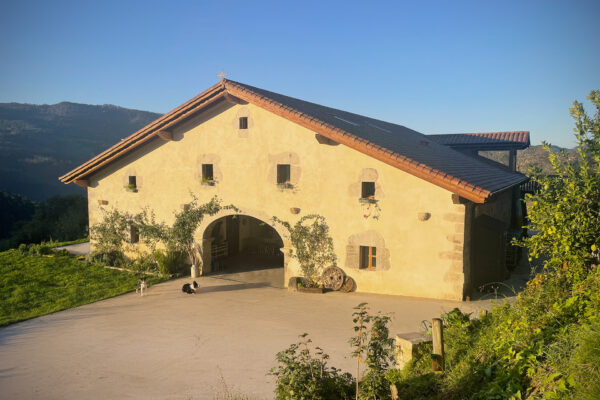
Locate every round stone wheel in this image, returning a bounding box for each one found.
[322,266,345,291]
[340,276,356,293]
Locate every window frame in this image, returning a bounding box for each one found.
[359,245,377,270]
[239,116,248,130]
[202,163,214,182]
[277,164,291,185]
[361,181,376,199]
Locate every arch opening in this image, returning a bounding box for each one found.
[203,215,284,276]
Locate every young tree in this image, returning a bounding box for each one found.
[519,90,600,282]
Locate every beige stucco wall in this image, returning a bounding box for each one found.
[87,101,468,300]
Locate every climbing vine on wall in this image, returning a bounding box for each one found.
[273,214,337,287]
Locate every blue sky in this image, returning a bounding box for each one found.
[1,0,598,148]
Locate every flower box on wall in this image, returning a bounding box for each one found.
[201,179,216,186]
[124,184,138,192]
[277,182,294,190]
[359,197,377,204]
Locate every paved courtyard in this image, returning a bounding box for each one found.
[0,268,495,400]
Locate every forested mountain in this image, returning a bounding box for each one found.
[0,102,161,200]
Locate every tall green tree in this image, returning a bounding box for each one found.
[520,90,600,281]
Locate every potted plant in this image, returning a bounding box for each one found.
[359,195,377,204]
[124,183,138,192]
[277,181,294,190]
[201,178,216,186]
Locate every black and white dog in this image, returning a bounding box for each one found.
[181,281,199,294]
[136,277,147,296]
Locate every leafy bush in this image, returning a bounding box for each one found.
[153,249,188,275]
[389,267,600,400]
[87,250,128,267]
[518,90,600,283]
[90,196,238,273]
[273,215,337,287]
[270,333,355,400]
[17,240,70,257]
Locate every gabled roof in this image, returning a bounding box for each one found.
[60,79,528,203]
[428,131,530,150]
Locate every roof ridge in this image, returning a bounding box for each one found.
[60,79,527,203]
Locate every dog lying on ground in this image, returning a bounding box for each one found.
[136,277,147,296]
[181,281,199,294]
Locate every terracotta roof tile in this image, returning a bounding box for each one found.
[60,79,528,203]
[429,131,530,150]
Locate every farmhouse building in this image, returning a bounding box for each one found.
[60,79,530,300]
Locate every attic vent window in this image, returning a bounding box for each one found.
[239,117,248,130]
[125,176,137,192]
[333,115,360,126]
[360,246,377,270]
[277,164,293,189]
[201,164,215,186]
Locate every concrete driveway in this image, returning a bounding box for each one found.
[0,269,493,400]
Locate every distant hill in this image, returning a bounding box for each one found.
[0,102,161,200]
[480,145,579,175]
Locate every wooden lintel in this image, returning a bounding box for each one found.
[315,133,339,146]
[451,193,468,204]
[157,130,173,141]
[74,179,90,187]
[223,92,247,105]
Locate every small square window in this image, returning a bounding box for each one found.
[128,176,137,187]
[130,225,139,244]
[361,182,375,198]
[277,164,291,184]
[202,164,214,181]
[239,117,248,130]
[359,246,377,270]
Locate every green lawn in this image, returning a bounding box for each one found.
[0,249,168,326]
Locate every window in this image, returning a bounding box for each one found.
[360,246,376,270]
[361,182,375,198]
[202,164,214,182]
[128,176,137,188]
[239,117,248,129]
[130,225,139,244]
[277,164,291,184]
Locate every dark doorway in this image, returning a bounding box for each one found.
[204,215,284,274]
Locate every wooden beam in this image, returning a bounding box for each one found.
[508,149,517,171]
[451,193,469,204]
[157,130,173,141]
[74,179,90,187]
[315,134,339,146]
[223,92,247,105]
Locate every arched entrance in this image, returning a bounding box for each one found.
[201,214,285,285]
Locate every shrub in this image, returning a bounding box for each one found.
[153,249,188,275]
[270,333,354,400]
[87,250,128,267]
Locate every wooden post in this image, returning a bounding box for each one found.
[432,318,444,372]
[508,149,517,171]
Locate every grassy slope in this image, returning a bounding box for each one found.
[0,249,167,326]
[389,268,600,399]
